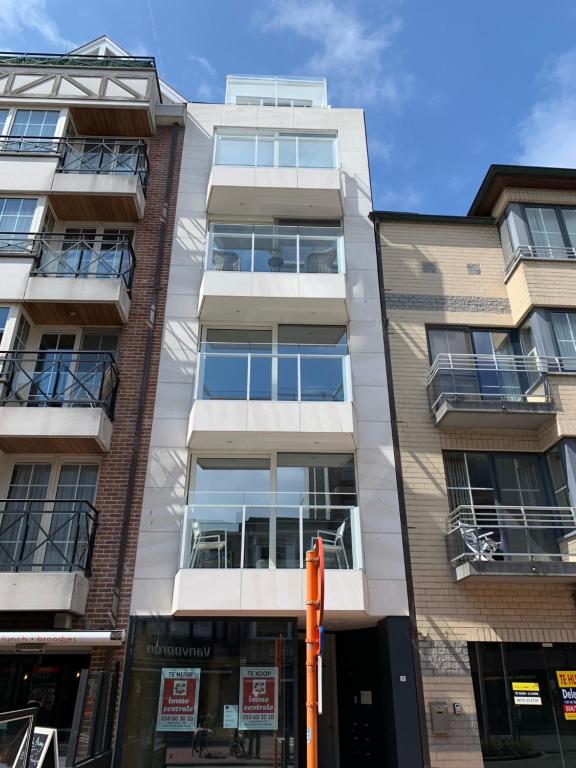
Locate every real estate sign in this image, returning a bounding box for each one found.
[511,681,542,706]
[156,668,201,731]
[238,667,278,731]
[556,671,576,720]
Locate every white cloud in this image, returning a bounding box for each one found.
[517,49,576,167]
[187,54,216,79]
[0,0,76,49]
[257,0,409,106]
[186,53,223,103]
[376,185,422,211]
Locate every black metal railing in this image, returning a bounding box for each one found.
[0,499,98,574]
[0,52,155,69]
[0,136,149,189]
[0,351,119,419]
[0,232,135,291]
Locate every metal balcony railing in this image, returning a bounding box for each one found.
[0,52,156,69]
[505,244,576,275]
[0,136,149,189]
[0,499,98,574]
[0,232,135,291]
[196,343,351,402]
[206,225,344,273]
[446,505,576,566]
[0,351,119,419]
[427,353,552,412]
[180,495,362,570]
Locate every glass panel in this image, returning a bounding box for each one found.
[561,208,576,249]
[7,109,59,151]
[0,464,51,570]
[215,136,255,165]
[28,334,76,405]
[0,307,8,345]
[428,328,478,400]
[201,355,248,399]
[253,235,276,272]
[297,137,335,168]
[277,357,298,401]
[0,198,37,234]
[300,237,338,273]
[210,233,252,271]
[192,458,270,507]
[256,137,274,167]
[0,109,8,133]
[278,325,347,353]
[277,453,356,507]
[526,207,565,249]
[551,313,576,370]
[278,137,296,167]
[300,357,344,401]
[547,447,571,507]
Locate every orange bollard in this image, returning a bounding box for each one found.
[305,537,324,768]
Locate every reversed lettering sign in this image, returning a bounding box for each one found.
[511,681,542,706]
[556,671,576,720]
[156,668,201,732]
[238,667,278,731]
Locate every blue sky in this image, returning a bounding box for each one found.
[2,0,576,214]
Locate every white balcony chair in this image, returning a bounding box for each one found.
[312,520,349,569]
[189,519,228,568]
[459,523,500,561]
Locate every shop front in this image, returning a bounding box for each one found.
[118,618,297,767]
[471,642,576,767]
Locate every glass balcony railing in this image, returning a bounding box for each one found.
[206,224,343,273]
[214,130,338,169]
[196,343,351,402]
[447,505,576,566]
[0,351,119,419]
[180,496,362,570]
[0,498,98,573]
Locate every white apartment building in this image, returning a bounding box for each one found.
[120,75,424,768]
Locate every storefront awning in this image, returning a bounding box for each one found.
[0,630,125,650]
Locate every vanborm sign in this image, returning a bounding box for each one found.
[238,667,278,731]
[156,668,201,731]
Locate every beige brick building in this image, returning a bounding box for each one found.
[373,165,576,767]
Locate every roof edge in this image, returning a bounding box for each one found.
[370,210,495,225]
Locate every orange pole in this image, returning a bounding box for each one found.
[305,548,319,768]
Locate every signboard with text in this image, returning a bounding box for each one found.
[156,668,201,732]
[14,727,59,768]
[238,667,278,731]
[511,681,542,706]
[557,671,576,720]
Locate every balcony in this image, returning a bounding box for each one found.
[188,344,355,450]
[0,232,134,323]
[0,136,148,220]
[0,498,97,614]
[0,351,118,453]
[173,499,367,615]
[225,75,328,107]
[427,354,556,429]
[199,224,347,323]
[447,505,576,582]
[0,52,160,135]
[505,245,576,323]
[208,130,342,217]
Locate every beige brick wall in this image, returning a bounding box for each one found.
[380,217,576,766]
[507,260,576,324]
[492,188,576,219]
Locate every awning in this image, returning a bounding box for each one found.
[0,630,125,650]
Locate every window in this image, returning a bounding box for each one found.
[198,326,349,402]
[550,312,576,358]
[503,204,576,258]
[214,129,337,168]
[0,110,8,133]
[0,198,36,233]
[0,307,9,345]
[6,109,59,152]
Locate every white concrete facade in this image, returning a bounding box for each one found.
[133,96,408,628]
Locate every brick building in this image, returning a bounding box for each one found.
[373,165,576,767]
[0,36,185,763]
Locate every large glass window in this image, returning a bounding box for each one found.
[186,454,357,570]
[197,326,349,402]
[551,312,576,358]
[120,618,296,768]
[214,130,337,169]
[502,204,576,262]
[5,109,59,151]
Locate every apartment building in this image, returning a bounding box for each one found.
[117,76,424,767]
[0,36,185,762]
[373,164,576,767]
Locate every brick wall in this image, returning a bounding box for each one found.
[380,217,576,767]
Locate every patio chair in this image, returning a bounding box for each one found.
[189,519,228,568]
[312,520,349,568]
[459,523,500,561]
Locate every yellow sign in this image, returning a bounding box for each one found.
[512,682,540,692]
[557,671,576,688]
